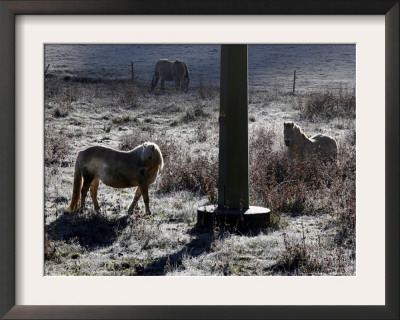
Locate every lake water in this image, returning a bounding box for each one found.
[45,44,355,92]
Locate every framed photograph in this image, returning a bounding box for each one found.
[1,1,398,319]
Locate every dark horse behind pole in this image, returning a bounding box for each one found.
[150,59,190,92]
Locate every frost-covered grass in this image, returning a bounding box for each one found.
[44,77,356,276]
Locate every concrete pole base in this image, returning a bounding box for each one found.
[197,205,271,232]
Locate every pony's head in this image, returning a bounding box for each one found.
[284,122,295,147]
[284,121,306,147]
[138,142,164,177]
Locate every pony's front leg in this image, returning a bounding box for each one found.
[174,78,180,91]
[128,187,142,215]
[140,184,151,215]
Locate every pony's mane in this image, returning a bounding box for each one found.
[143,142,164,171]
[293,123,309,141]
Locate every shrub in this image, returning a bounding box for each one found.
[249,126,355,222]
[329,134,356,247]
[119,131,218,199]
[297,89,356,120]
[112,115,132,124]
[53,107,69,118]
[45,129,70,165]
[249,127,316,214]
[275,230,348,275]
[199,75,217,99]
[109,80,140,108]
[195,122,208,142]
[180,105,210,124]
[45,76,62,98]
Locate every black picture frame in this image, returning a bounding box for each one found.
[0,1,398,319]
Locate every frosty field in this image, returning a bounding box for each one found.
[44,76,356,276]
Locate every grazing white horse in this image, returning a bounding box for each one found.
[151,59,190,92]
[67,142,164,215]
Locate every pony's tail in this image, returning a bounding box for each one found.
[151,63,160,91]
[183,62,190,83]
[67,157,82,212]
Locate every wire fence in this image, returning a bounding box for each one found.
[46,63,355,94]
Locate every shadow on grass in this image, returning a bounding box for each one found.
[137,226,214,276]
[138,225,265,276]
[47,211,129,250]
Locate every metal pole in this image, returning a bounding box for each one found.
[218,45,249,210]
[197,44,270,231]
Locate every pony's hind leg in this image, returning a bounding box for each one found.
[79,174,94,212]
[151,75,159,91]
[89,177,100,211]
[128,187,142,215]
[67,158,83,212]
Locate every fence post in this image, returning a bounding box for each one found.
[293,70,296,94]
[45,64,50,76]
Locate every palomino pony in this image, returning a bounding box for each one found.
[283,122,338,161]
[67,142,164,215]
[150,59,190,92]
